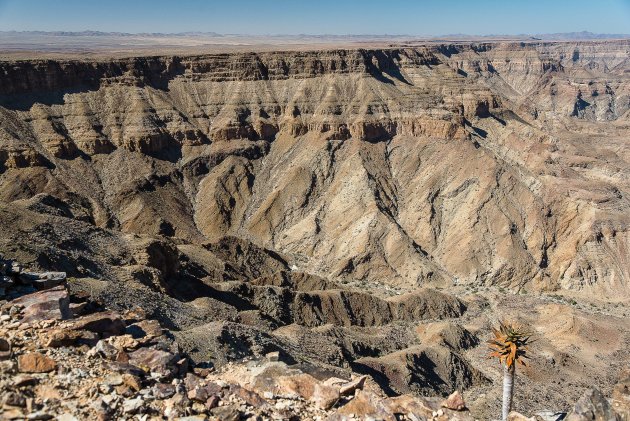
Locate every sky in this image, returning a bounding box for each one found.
[0,0,629,36]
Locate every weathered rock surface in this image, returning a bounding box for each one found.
[0,277,481,420]
[0,42,628,296]
[17,352,57,373]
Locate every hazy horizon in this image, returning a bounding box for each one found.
[1,30,629,38]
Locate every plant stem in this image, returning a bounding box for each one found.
[502,364,515,421]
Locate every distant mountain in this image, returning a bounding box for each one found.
[0,30,627,42]
[534,31,630,40]
[0,30,223,37]
[436,31,630,40]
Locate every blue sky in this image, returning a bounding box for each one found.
[0,0,629,35]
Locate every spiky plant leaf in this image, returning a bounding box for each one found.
[487,320,532,368]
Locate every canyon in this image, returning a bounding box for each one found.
[0,40,629,419]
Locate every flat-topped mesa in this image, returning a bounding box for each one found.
[0,47,494,154]
[0,48,439,92]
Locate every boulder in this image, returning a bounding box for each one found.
[126,319,164,340]
[611,368,630,419]
[41,329,83,347]
[210,405,241,421]
[9,286,71,323]
[566,388,620,421]
[128,347,179,377]
[229,384,269,408]
[19,271,66,290]
[18,352,57,373]
[154,383,177,399]
[276,373,319,399]
[442,390,466,411]
[312,383,340,410]
[340,375,367,396]
[0,338,11,360]
[69,311,126,336]
[333,390,396,421]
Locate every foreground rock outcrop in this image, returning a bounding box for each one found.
[1,264,629,420]
[0,259,484,420]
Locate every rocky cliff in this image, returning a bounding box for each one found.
[1,41,628,297]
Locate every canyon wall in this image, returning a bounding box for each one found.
[0,41,628,297]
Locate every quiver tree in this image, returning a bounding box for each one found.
[488,321,532,421]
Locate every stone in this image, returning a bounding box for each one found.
[0,337,11,360]
[176,357,189,376]
[69,311,126,336]
[611,368,630,419]
[184,373,204,391]
[122,397,144,414]
[191,402,206,414]
[19,271,66,290]
[105,361,146,377]
[1,408,25,420]
[128,347,179,377]
[18,352,57,373]
[210,405,241,421]
[188,387,210,402]
[55,414,78,421]
[94,340,119,360]
[12,374,38,387]
[340,376,367,396]
[441,390,466,411]
[102,374,124,386]
[566,388,619,421]
[126,319,163,340]
[335,390,395,421]
[266,351,280,362]
[115,384,135,397]
[193,366,214,377]
[312,383,340,410]
[122,373,142,391]
[25,411,53,420]
[115,350,129,363]
[229,384,268,407]
[206,395,220,410]
[69,302,88,317]
[533,412,566,421]
[154,382,176,399]
[106,334,139,351]
[42,329,82,347]
[276,373,319,399]
[386,395,438,420]
[3,391,26,407]
[10,286,71,323]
